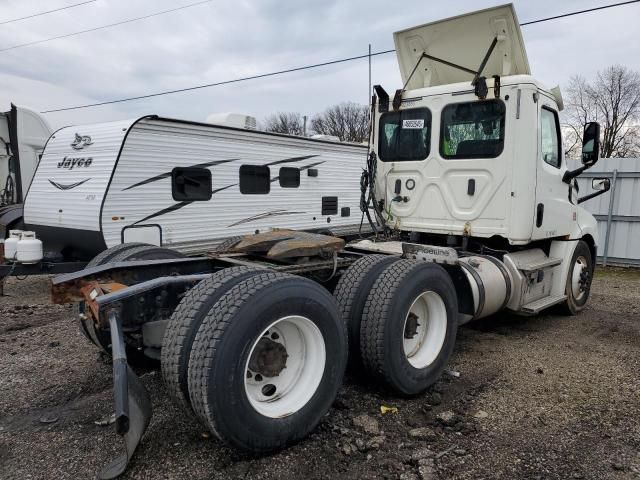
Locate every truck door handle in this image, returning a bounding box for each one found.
[394,179,402,195]
[467,179,476,196]
[536,203,544,227]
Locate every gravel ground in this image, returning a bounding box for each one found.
[0,268,639,480]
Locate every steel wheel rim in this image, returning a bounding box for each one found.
[402,291,447,369]
[244,315,326,418]
[571,255,588,301]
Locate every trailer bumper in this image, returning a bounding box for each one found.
[98,309,152,480]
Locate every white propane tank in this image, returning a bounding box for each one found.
[16,231,43,264]
[5,230,22,261]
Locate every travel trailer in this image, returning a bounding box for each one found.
[49,4,610,478]
[22,115,366,260]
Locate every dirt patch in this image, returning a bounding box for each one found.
[1,269,639,480]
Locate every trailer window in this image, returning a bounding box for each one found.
[240,165,270,194]
[378,108,431,162]
[540,107,561,168]
[171,167,212,201]
[440,100,505,159]
[279,167,300,188]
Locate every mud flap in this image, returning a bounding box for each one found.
[98,311,152,480]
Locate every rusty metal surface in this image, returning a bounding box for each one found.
[233,229,345,259]
[80,282,128,326]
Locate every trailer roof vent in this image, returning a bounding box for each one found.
[206,113,257,130]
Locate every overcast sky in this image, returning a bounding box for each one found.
[1,0,639,129]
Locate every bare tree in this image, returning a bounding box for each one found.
[564,65,640,158]
[311,102,369,143]
[262,112,305,136]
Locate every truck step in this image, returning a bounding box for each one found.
[520,294,567,314]
[518,257,562,273]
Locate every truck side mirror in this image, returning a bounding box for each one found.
[578,176,611,204]
[581,122,600,166]
[591,178,610,191]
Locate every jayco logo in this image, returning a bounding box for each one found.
[70,133,93,150]
[57,156,93,169]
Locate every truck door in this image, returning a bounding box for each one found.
[532,96,575,240]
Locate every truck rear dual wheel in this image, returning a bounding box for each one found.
[77,243,184,365]
[560,240,594,315]
[161,266,263,415]
[185,272,347,452]
[333,254,400,368]
[360,260,458,396]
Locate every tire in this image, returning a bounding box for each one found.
[85,242,150,268]
[333,254,399,367]
[559,240,594,315]
[77,244,184,365]
[161,266,263,415]
[360,259,458,396]
[108,244,185,262]
[188,272,347,452]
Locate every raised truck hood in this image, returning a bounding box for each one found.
[393,3,530,89]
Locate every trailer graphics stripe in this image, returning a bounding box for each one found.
[227,209,308,227]
[122,155,319,192]
[132,200,193,225]
[265,155,318,166]
[48,178,90,190]
[121,158,238,191]
[131,160,326,226]
[270,161,326,184]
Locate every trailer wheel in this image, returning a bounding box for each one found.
[77,244,184,364]
[333,254,399,367]
[85,242,150,268]
[161,266,263,415]
[560,240,593,315]
[188,273,347,451]
[360,260,458,396]
[108,244,185,262]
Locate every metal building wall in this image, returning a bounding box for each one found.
[569,158,640,266]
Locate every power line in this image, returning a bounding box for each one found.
[42,50,397,113]
[0,0,212,53]
[41,0,640,113]
[0,0,96,26]
[519,0,640,26]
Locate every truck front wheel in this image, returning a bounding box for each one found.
[360,260,458,396]
[560,240,594,315]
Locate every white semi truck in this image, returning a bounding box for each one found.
[49,4,611,478]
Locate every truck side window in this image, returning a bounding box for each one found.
[440,100,505,159]
[540,107,561,168]
[378,108,431,161]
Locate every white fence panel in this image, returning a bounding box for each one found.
[570,158,640,266]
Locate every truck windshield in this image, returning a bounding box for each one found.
[440,100,505,159]
[378,108,431,162]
